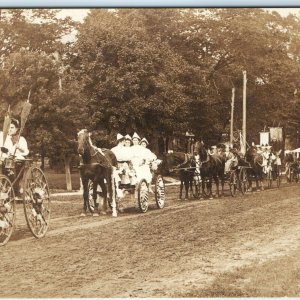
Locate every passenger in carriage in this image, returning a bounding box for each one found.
[262,145,276,174]
[209,145,217,155]
[124,134,132,147]
[224,144,237,174]
[111,133,131,185]
[0,118,29,160]
[130,133,156,192]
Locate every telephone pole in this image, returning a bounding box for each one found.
[230,87,235,146]
[242,71,247,154]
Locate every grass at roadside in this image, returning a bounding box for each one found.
[183,249,300,297]
[44,170,81,191]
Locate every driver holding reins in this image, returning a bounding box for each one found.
[0,118,29,159]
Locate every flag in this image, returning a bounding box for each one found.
[260,132,269,146]
[270,127,283,142]
[20,100,32,133]
[2,105,11,146]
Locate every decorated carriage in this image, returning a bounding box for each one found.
[0,102,50,246]
[77,129,166,215]
[87,158,166,214]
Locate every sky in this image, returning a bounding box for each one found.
[56,8,300,23]
[57,8,300,42]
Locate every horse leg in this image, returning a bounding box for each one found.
[179,179,183,200]
[92,180,100,216]
[99,180,108,215]
[215,176,220,198]
[81,176,89,216]
[219,175,224,197]
[208,178,213,199]
[107,167,118,217]
[260,171,264,191]
[201,179,206,198]
[184,179,189,200]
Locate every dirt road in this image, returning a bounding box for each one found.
[1,183,300,297]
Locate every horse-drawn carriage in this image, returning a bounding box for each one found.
[86,166,166,214]
[77,129,166,216]
[0,156,50,246]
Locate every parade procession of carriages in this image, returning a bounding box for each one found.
[1,102,300,246]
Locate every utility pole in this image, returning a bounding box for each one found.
[230,87,235,146]
[242,71,247,154]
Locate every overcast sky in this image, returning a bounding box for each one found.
[57,8,300,23]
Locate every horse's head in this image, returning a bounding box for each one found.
[197,143,208,162]
[159,152,186,175]
[245,146,256,162]
[77,129,90,155]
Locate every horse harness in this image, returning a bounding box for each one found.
[173,153,195,172]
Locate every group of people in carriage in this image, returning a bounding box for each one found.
[110,132,160,196]
[205,142,282,177]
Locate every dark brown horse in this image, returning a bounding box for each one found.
[245,146,264,191]
[196,143,225,199]
[160,152,195,200]
[77,129,118,217]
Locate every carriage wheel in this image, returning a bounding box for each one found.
[0,176,15,246]
[23,167,50,238]
[137,179,149,213]
[239,167,248,195]
[192,175,201,199]
[229,171,238,197]
[155,175,165,209]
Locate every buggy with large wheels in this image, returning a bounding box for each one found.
[0,156,50,246]
[286,162,299,183]
[265,163,281,188]
[87,160,166,214]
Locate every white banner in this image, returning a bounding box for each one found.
[260,132,269,146]
[270,127,283,142]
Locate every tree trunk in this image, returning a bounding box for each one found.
[64,154,72,191]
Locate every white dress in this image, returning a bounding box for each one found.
[0,132,29,159]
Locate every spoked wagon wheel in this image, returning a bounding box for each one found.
[239,167,248,195]
[229,171,238,197]
[138,179,149,213]
[155,175,165,209]
[0,175,15,246]
[23,167,50,238]
[192,175,201,199]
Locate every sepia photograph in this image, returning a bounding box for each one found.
[1,7,300,297]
